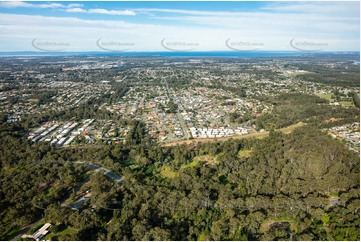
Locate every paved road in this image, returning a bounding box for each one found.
[175,111,189,139]
[75,161,124,183]
[162,77,189,140]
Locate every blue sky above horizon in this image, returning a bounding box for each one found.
[0,1,359,52]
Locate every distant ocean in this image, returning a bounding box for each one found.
[0,51,359,57]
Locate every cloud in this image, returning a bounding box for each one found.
[262,1,359,16]
[0,2,135,16]
[0,1,64,9]
[134,8,243,17]
[37,3,64,9]
[140,2,359,38]
[67,4,83,8]
[87,9,136,16]
[135,2,359,18]
[65,7,136,16]
[66,8,86,13]
[0,1,32,8]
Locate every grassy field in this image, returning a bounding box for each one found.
[193,155,219,165]
[340,101,354,107]
[260,217,298,233]
[279,122,305,134]
[159,166,178,178]
[317,93,334,102]
[238,149,253,158]
[316,94,354,107]
[289,71,314,77]
[159,155,218,177]
[180,160,200,169]
[27,98,40,103]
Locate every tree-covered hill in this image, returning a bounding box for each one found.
[0,105,359,240]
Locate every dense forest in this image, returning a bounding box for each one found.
[0,110,359,240]
[293,62,360,87]
[256,93,360,130]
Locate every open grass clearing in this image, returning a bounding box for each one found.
[340,101,354,107]
[194,154,219,165]
[279,122,306,134]
[238,149,253,158]
[180,160,200,169]
[27,98,40,103]
[288,71,315,77]
[159,165,178,179]
[316,93,334,102]
[260,217,298,233]
[316,94,354,107]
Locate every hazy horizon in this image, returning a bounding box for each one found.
[0,1,359,52]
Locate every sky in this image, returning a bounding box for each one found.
[0,1,359,52]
